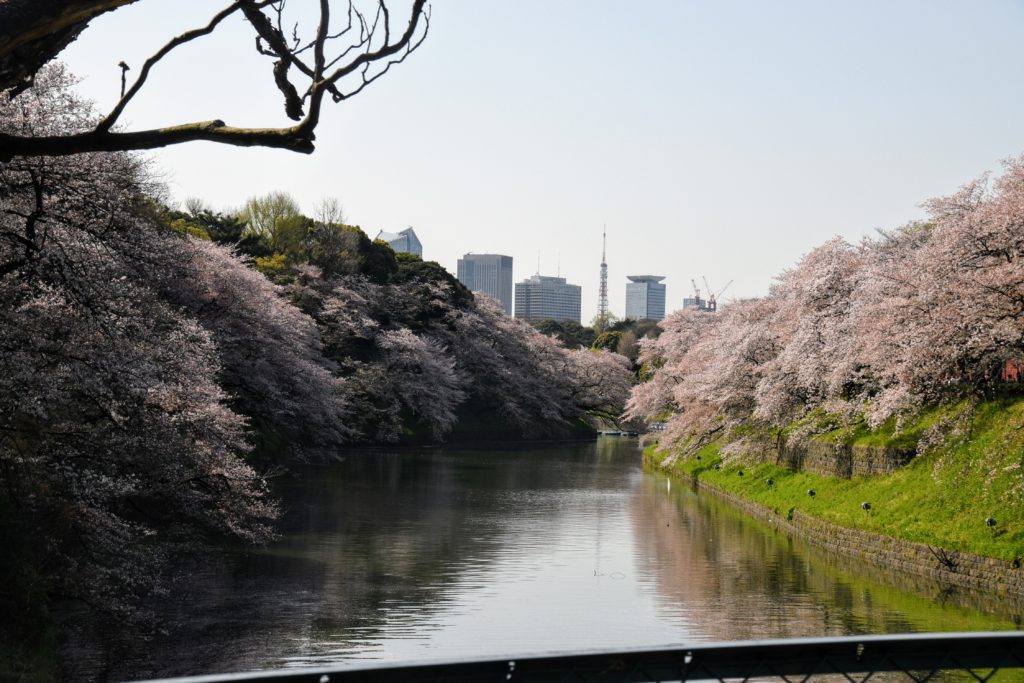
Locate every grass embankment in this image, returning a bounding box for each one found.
[648,397,1024,561]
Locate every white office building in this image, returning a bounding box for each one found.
[375,226,422,258]
[514,275,582,324]
[625,275,666,321]
[457,253,514,315]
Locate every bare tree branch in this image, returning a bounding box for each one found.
[96,1,276,132]
[0,119,317,159]
[0,0,430,160]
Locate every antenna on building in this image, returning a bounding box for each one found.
[597,225,609,319]
[557,252,561,278]
[536,250,540,275]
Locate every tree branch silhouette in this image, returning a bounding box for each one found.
[0,0,429,161]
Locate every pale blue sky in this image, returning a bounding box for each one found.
[62,1,1024,321]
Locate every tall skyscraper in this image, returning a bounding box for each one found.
[457,253,514,315]
[597,227,609,320]
[625,275,667,321]
[514,275,582,324]
[374,226,422,257]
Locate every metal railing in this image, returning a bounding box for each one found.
[135,632,1024,683]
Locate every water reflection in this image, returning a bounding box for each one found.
[630,473,1023,642]
[63,439,1021,681]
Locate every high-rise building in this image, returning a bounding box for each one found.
[514,275,582,324]
[457,253,514,315]
[625,275,667,321]
[374,226,422,258]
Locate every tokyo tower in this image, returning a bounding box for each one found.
[598,226,608,319]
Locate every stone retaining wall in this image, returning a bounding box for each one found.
[743,436,915,479]
[688,476,1024,597]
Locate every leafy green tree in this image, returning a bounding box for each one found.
[305,223,397,283]
[254,253,289,278]
[147,198,252,249]
[591,312,619,334]
[562,321,597,348]
[593,331,623,351]
[167,217,211,241]
[305,222,363,278]
[616,329,640,361]
[604,319,661,363]
[365,239,402,283]
[533,319,565,338]
[531,319,598,349]
[192,210,248,245]
[239,191,310,261]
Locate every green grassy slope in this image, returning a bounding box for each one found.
[648,398,1024,560]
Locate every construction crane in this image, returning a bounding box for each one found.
[690,278,701,301]
[707,279,733,312]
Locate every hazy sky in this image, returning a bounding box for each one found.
[62,0,1024,322]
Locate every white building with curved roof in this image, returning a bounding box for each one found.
[625,275,666,321]
[375,226,422,258]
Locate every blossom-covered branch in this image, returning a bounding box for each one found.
[631,156,1024,446]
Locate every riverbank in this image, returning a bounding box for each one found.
[62,439,1024,679]
[644,397,1024,595]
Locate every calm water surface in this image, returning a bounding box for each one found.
[67,438,1022,680]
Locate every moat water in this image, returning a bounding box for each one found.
[64,438,1022,680]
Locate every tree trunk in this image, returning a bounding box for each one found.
[0,0,138,93]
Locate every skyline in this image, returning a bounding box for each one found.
[457,236,679,322]
[59,0,1024,321]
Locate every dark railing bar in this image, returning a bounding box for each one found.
[130,631,1024,683]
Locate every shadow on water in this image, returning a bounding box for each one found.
[61,439,1021,681]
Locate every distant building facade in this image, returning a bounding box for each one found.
[1003,359,1024,382]
[514,275,582,324]
[682,296,716,313]
[457,253,514,315]
[375,226,422,258]
[625,275,666,321]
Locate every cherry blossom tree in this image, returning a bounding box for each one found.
[849,224,934,424]
[443,296,580,432]
[856,158,1024,423]
[632,154,1024,442]
[166,239,353,455]
[754,238,863,424]
[625,309,716,436]
[560,347,633,423]
[0,64,278,639]
[0,47,639,676]
[368,328,465,439]
[291,270,633,441]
